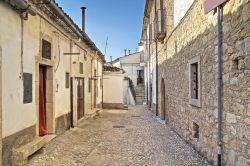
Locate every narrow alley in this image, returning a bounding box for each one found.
[28,106,209,166]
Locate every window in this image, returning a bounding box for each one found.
[94,69,97,77]
[84,53,87,61]
[65,72,69,88]
[42,39,52,60]
[88,78,91,93]
[79,62,83,74]
[191,63,198,99]
[189,57,201,107]
[193,122,199,139]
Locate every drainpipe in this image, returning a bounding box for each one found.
[101,62,104,108]
[70,40,74,128]
[91,58,93,110]
[217,6,223,166]
[155,42,159,116]
[155,0,159,116]
[20,17,24,79]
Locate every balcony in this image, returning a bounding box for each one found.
[154,9,166,42]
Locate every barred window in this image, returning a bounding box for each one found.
[42,39,52,60]
[88,78,91,93]
[65,72,69,88]
[79,62,83,74]
[189,57,201,107]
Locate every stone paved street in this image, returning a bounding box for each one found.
[28,106,210,166]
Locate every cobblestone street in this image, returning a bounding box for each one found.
[28,106,210,166]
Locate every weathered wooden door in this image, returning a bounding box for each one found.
[93,79,97,108]
[70,77,74,127]
[77,78,85,120]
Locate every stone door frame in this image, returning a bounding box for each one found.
[160,78,165,120]
[0,46,2,164]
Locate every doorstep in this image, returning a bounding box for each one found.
[12,134,57,166]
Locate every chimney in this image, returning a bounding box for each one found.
[124,49,127,56]
[128,50,131,55]
[81,7,87,32]
[110,56,112,62]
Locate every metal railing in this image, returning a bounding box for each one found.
[129,79,136,102]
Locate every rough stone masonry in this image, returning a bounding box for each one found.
[157,0,250,165]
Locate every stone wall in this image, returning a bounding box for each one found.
[157,0,250,165]
[2,125,36,166]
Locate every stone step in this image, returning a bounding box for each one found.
[13,135,57,165]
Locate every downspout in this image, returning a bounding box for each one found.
[101,62,104,108]
[217,6,223,166]
[155,0,159,116]
[91,58,93,110]
[155,41,159,116]
[70,40,74,128]
[20,17,24,79]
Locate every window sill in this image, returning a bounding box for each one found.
[189,98,201,108]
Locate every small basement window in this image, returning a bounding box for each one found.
[193,122,199,139]
[189,57,201,107]
[65,72,69,88]
[42,39,52,60]
[88,78,91,93]
[79,62,83,74]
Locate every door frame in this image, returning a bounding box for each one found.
[161,78,165,120]
[36,61,55,136]
[0,46,2,164]
[93,79,97,108]
[70,77,74,127]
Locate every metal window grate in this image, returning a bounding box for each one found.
[190,62,198,99]
[79,62,83,74]
[65,72,70,88]
[88,78,91,93]
[42,39,52,60]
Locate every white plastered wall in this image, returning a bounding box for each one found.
[0,3,37,137]
[103,73,123,104]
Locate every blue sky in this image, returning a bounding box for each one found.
[56,0,145,61]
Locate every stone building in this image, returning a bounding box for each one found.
[0,0,104,165]
[141,0,250,165]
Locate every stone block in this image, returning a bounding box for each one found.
[228,150,236,165]
[244,37,250,53]
[226,112,237,123]
[242,4,250,22]
[232,102,246,115]
[236,156,248,166]
[243,118,250,125]
[230,138,242,151]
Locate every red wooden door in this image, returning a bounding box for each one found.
[39,66,47,136]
